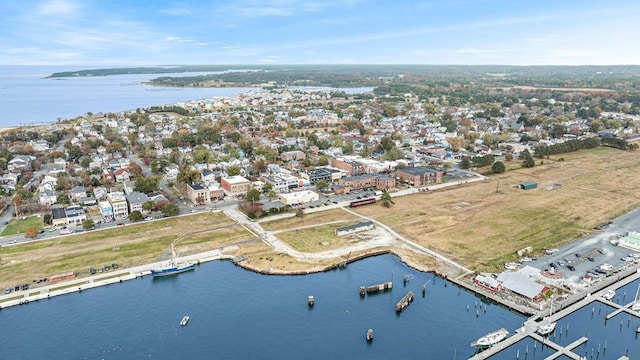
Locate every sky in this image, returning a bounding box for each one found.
[1,0,639,66]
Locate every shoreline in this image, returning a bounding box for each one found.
[0,245,451,311]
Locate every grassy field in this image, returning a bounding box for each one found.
[260,208,358,231]
[276,221,364,252]
[1,216,43,236]
[354,147,640,271]
[0,212,253,288]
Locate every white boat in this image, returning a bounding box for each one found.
[602,289,616,301]
[366,328,373,341]
[504,262,520,270]
[151,244,195,277]
[471,328,509,347]
[632,284,640,311]
[536,298,556,336]
[180,316,189,326]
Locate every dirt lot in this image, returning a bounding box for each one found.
[354,147,640,271]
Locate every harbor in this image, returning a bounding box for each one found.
[2,253,640,359]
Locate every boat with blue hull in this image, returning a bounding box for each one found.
[151,244,195,277]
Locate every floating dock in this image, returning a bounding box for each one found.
[395,291,414,312]
[360,281,393,295]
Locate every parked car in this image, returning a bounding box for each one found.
[60,229,73,235]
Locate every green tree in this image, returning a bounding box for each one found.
[161,203,180,217]
[491,161,506,174]
[142,201,157,212]
[315,180,329,192]
[227,165,242,177]
[134,176,160,194]
[295,207,304,217]
[82,219,95,230]
[129,210,143,222]
[262,182,273,194]
[459,157,471,170]
[380,190,394,208]
[43,213,52,225]
[246,188,261,203]
[267,190,278,201]
[520,149,536,168]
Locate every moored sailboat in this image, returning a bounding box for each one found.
[632,284,640,311]
[537,297,557,336]
[471,328,509,348]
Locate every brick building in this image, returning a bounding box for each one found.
[396,166,443,186]
[221,175,251,196]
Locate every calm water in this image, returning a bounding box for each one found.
[0,65,255,127]
[0,66,374,128]
[1,255,530,360]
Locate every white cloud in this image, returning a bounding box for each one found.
[159,7,192,16]
[36,0,80,16]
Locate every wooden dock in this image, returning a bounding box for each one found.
[468,269,640,360]
[395,291,414,312]
[360,281,393,295]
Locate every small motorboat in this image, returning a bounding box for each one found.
[180,316,190,326]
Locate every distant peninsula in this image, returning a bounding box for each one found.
[45,64,640,90]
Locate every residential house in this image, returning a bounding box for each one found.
[65,205,87,226]
[126,192,150,213]
[69,186,88,203]
[107,191,129,219]
[98,201,114,221]
[164,164,179,181]
[7,155,35,172]
[39,189,57,206]
[114,169,131,183]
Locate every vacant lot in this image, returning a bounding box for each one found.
[355,147,640,271]
[0,212,253,288]
[1,216,43,236]
[260,208,358,231]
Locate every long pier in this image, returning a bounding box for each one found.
[395,291,414,312]
[468,269,640,360]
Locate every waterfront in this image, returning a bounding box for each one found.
[0,65,255,127]
[0,255,527,360]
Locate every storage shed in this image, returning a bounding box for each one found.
[519,181,538,190]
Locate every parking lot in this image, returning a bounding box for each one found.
[522,207,640,286]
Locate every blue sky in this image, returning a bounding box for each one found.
[1,0,638,66]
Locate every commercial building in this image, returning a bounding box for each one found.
[335,221,374,236]
[331,157,366,176]
[279,190,319,205]
[396,166,443,186]
[221,175,251,196]
[337,174,396,192]
[186,183,225,205]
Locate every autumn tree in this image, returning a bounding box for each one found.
[24,226,39,239]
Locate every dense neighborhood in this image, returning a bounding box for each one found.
[1,78,639,237]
